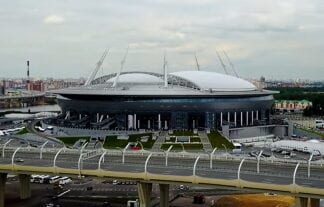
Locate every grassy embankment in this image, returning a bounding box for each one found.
[16,127,29,135]
[56,137,90,146]
[298,127,324,139]
[207,131,234,149]
[103,133,154,149]
[162,130,203,151]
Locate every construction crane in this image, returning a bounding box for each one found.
[84,48,109,86]
[113,46,129,88]
[223,50,239,77]
[216,50,228,75]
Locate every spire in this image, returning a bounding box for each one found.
[85,48,109,86]
[113,45,129,88]
[163,52,168,88]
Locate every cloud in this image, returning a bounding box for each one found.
[43,15,65,24]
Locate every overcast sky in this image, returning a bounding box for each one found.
[1,0,324,80]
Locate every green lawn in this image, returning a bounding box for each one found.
[16,127,29,135]
[207,131,234,149]
[299,128,324,139]
[161,143,203,151]
[57,137,90,146]
[103,133,155,149]
[190,137,201,142]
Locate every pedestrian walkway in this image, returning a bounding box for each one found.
[151,131,166,152]
[198,131,213,152]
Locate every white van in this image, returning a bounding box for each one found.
[49,176,61,184]
[59,177,72,185]
[232,143,242,153]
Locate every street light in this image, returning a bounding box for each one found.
[222,144,228,160]
[179,143,186,157]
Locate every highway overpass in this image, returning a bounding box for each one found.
[0,146,323,207]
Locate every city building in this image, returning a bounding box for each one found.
[274,100,313,112]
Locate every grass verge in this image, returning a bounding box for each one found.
[103,133,155,149]
[207,131,234,149]
[57,137,90,146]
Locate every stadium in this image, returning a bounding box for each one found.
[52,69,276,131]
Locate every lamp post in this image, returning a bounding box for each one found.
[222,144,228,160]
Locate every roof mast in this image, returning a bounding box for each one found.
[223,50,239,77]
[113,46,129,88]
[194,53,200,71]
[85,48,109,86]
[216,50,229,75]
[163,52,168,88]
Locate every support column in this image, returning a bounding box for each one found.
[19,174,31,199]
[234,112,237,127]
[148,120,150,129]
[246,111,249,126]
[295,197,320,207]
[96,113,99,123]
[138,120,140,129]
[256,110,259,120]
[159,184,169,207]
[164,120,168,130]
[310,198,320,207]
[158,114,161,130]
[128,115,133,129]
[220,112,223,126]
[227,112,230,123]
[240,112,243,126]
[0,173,7,207]
[192,119,195,129]
[133,114,137,130]
[137,182,152,207]
[251,111,254,125]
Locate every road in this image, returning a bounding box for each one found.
[1,147,324,192]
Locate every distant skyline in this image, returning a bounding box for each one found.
[1,0,324,80]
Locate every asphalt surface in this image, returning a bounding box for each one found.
[1,148,324,190]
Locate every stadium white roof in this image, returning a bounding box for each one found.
[107,73,163,84]
[170,71,256,92]
[54,71,276,96]
[104,71,256,92]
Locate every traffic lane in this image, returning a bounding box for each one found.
[296,177,324,188]
[148,165,193,176]
[240,171,294,185]
[100,163,145,173]
[196,168,237,180]
[16,159,53,167]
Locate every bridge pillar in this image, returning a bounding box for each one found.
[295,197,320,207]
[137,182,152,207]
[19,174,31,199]
[0,173,7,207]
[159,184,169,207]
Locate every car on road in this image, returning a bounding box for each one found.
[15,158,24,163]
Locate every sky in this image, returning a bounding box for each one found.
[0,0,324,80]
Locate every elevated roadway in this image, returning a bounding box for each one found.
[0,147,323,207]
